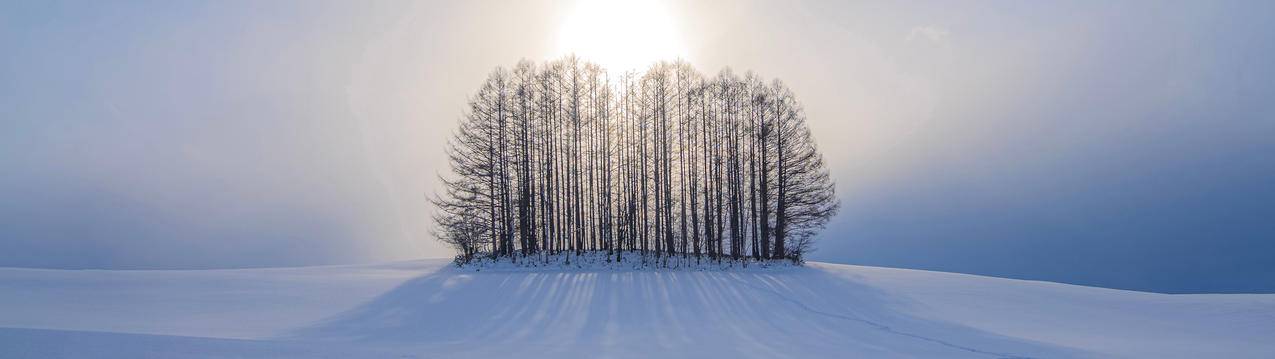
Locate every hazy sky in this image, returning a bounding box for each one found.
[3,0,1272,293]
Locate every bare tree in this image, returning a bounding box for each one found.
[432,58,838,265]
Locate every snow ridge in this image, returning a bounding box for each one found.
[1,259,1271,358]
[726,274,1033,359]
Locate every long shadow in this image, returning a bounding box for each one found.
[287,265,1093,358]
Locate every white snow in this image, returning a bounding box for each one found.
[1,259,1271,358]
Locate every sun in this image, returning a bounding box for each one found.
[556,0,686,72]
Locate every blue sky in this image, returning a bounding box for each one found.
[2,0,1273,293]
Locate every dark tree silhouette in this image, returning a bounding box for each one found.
[433,57,839,265]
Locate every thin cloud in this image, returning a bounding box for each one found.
[907,25,950,43]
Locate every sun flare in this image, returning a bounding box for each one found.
[556,0,687,72]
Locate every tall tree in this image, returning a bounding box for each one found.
[432,58,838,265]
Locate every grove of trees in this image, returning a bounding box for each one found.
[433,57,838,265]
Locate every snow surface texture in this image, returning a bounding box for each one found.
[1,258,1272,358]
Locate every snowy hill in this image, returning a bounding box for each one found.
[1,259,1271,358]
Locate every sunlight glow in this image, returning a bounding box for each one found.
[556,0,687,72]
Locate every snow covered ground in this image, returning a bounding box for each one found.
[1,258,1271,358]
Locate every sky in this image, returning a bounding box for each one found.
[2,0,1273,293]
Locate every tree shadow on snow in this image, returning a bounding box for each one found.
[285,265,1094,358]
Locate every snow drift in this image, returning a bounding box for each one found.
[0,259,1271,358]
